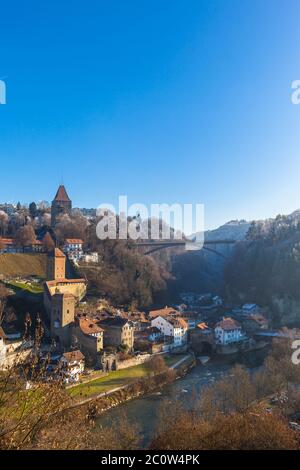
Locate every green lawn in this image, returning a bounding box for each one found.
[7,280,44,294]
[69,363,150,399]
[69,353,192,401]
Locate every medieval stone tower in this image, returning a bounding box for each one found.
[51,184,72,227]
[50,292,75,347]
[47,248,66,280]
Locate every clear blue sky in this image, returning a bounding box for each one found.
[1,0,300,229]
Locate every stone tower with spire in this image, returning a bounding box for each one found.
[51,184,72,227]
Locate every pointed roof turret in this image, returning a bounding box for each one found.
[53,185,71,202]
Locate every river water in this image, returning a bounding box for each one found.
[97,348,268,447]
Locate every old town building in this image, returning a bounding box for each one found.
[100,317,134,351]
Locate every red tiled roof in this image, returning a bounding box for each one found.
[65,239,83,244]
[217,317,241,331]
[165,316,188,329]
[149,307,179,319]
[197,322,209,330]
[52,248,65,258]
[53,185,71,202]
[78,317,104,335]
[62,350,84,363]
[177,317,188,329]
[0,238,14,245]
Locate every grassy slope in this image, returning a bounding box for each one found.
[0,253,47,279]
[69,354,188,399]
[7,280,44,293]
[69,363,149,398]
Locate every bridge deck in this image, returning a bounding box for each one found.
[135,239,236,246]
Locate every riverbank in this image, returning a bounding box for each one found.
[67,352,195,413]
[96,347,270,447]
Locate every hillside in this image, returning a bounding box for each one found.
[204,220,251,242]
[224,212,300,327]
[0,253,47,279]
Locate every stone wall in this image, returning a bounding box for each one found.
[117,353,151,370]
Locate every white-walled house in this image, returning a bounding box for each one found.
[0,327,33,370]
[63,238,84,262]
[60,350,85,383]
[215,317,244,345]
[82,252,99,263]
[151,315,188,347]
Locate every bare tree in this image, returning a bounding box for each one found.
[145,355,167,376]
[0,211,8,237]
[42,233,55,252]
[55,214,89,244]
[42,213,51,227]
[14,225,36,250]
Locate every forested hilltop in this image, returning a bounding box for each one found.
[224,211,300,327]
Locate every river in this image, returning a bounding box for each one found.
[96,348,268,447]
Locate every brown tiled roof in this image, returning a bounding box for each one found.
[62,350,84,363]
[79,317,104,335]
[175,317,188,329]
[197,322,210,330]
[149,307,179,319]
[53,248,65,257]
[166,316,188,329]
[53,185,71,202]
[65,239,83,244]
[217,317,241,331]
[0,238,14,245]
